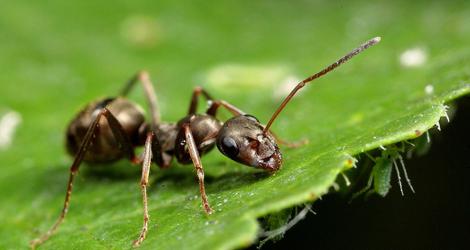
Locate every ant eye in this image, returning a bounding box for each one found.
[221,137,239,157]
[244,114,259,123]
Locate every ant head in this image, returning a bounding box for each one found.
[218,37,380,172]
[216,114,282,172]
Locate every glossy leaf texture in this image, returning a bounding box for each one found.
[0,1,469,249]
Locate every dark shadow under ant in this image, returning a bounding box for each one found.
[80,161,142,182]
[208,171,271,192]
[31,37,380,248]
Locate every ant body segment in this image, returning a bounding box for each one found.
[31,37,380,248]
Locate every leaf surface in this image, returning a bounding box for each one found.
[0,1,469,249]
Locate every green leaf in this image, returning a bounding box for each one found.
[0,1,469,250]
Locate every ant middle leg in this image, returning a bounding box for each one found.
[105,108,161,246]
[118,71,171,167]
[133,132,154,247]
[120,71,160,129]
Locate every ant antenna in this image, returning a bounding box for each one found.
[263,37,381,133]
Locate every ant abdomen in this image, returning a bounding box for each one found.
[66,97,146,163]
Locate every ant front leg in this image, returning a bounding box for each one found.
[187,86,245,117]
[269,130,309,149]
[206,100,245,116]
[133,132,154,247]
[182,123,213,214]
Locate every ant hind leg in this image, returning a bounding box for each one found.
[31,109,108,249]
[102,108,140,163]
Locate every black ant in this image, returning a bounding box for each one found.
[31,37,380,248]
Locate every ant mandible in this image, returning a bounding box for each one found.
[31,37,380,248]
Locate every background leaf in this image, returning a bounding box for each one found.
[0,1,469,249]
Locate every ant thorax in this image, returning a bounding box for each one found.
[174,114,222,164]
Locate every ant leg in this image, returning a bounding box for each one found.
[186,86,244,116]
[182,123,213,214]
[188,86,214,114]
[31,109,108,249]
[120,71,160,128]
[102,109,140,164]
[133,132,154,247]
[150,133,173,168]
[92,108,158,246]
[206,100,246,117]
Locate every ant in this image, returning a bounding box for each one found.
[31,37,380,248]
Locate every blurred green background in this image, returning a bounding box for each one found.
[0,0,469,249]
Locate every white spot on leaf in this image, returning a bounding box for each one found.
[399,47,428,67]
[424,84,434,95]
[0,111,22,150]
[120,15,161,48]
